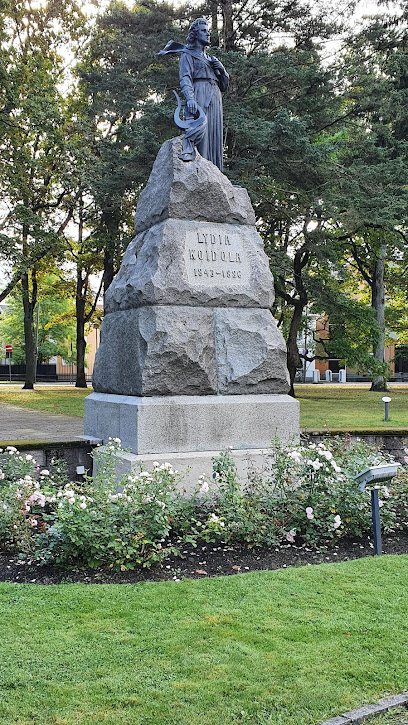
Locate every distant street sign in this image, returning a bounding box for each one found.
[5,345,12,375]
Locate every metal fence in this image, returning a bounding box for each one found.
[0,364,92,383]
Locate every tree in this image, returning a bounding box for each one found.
[207,0,345,53]
[384,243,408,348]
[331,10,408,389]
[62,194,104,388]
[76,0,190,303]
[65,0,192,383]
[308,260,383,377]
[218,26,345,393]
[0,0,86,388]
[223,2,408,393]
[0,274,76,367]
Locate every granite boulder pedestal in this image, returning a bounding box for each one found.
[84,138,299,488]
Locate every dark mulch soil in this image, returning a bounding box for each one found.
[1,532,408,585]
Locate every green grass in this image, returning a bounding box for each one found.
[0,378,27,383]
[297,385,408,431]
[0,386,91,417]
[0,385,407,431]
[376,709,408,724]
[1,556,408,725]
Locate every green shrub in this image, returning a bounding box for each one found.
[199,438,401,548]
[0,437,406,569]
[35,439,184,569]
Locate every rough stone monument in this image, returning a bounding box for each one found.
[84,137,299,484]
[84,17,299,485]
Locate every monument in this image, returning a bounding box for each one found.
[158,17,229,170]
[84,18,299,485]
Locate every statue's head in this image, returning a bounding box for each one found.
[187,17,210,46]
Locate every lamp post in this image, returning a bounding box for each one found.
[382,396,391,421]
[354,463,400,555]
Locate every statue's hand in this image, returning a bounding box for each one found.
[187,99,198,114]
[211,58,225,73]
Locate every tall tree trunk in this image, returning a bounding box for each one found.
[370,242,387,391]
[286,301,304,397]
[101,208,121,309]
[21,222,37,390]
[75,197,88,388]
[210,0,219,46]
[285,246,310,397]
[76,284,87,388]
[21,271,37,390]
[221,0,234,51]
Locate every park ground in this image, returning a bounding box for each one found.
[1,384,408,724]
[0,383,407,431]
[1,556,408,725]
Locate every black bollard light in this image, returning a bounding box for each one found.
[371,487,382,555]
[382,395,391,422]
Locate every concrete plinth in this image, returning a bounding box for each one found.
[84,392,299,455]
[94,446,280,493]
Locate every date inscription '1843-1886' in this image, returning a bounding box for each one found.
[184,227,250,286]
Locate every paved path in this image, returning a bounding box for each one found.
[0,403,84,442]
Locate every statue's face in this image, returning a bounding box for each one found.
[196,21,210,46]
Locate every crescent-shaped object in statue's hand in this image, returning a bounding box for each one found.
[173,90,205,130]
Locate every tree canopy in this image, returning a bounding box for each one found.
[1,0,408,391]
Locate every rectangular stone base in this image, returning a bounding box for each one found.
[94,447,278,493]
[84,393,299,454]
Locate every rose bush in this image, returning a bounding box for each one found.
[213,438,401,547]
[0,437,406,569]
[35,439,184,569]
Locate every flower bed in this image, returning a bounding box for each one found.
[0,437,407,572]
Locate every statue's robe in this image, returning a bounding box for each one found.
[158,42,229,171]
[179,50,229,171]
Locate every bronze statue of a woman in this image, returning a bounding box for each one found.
[159,18,229,171]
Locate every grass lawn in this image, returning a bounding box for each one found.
[0,385,407,431]
[376,710,408,724]
[1,556,408,725]
[0,386,91,417]
[296,385,408,431]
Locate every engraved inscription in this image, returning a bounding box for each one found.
[185,227,250,286]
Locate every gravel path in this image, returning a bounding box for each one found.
[0,403,83,442]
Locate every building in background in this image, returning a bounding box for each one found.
[309,317,408,382]
[49,323,100,382]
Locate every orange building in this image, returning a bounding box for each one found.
[53,324,100,383]
[311,316,402,381]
